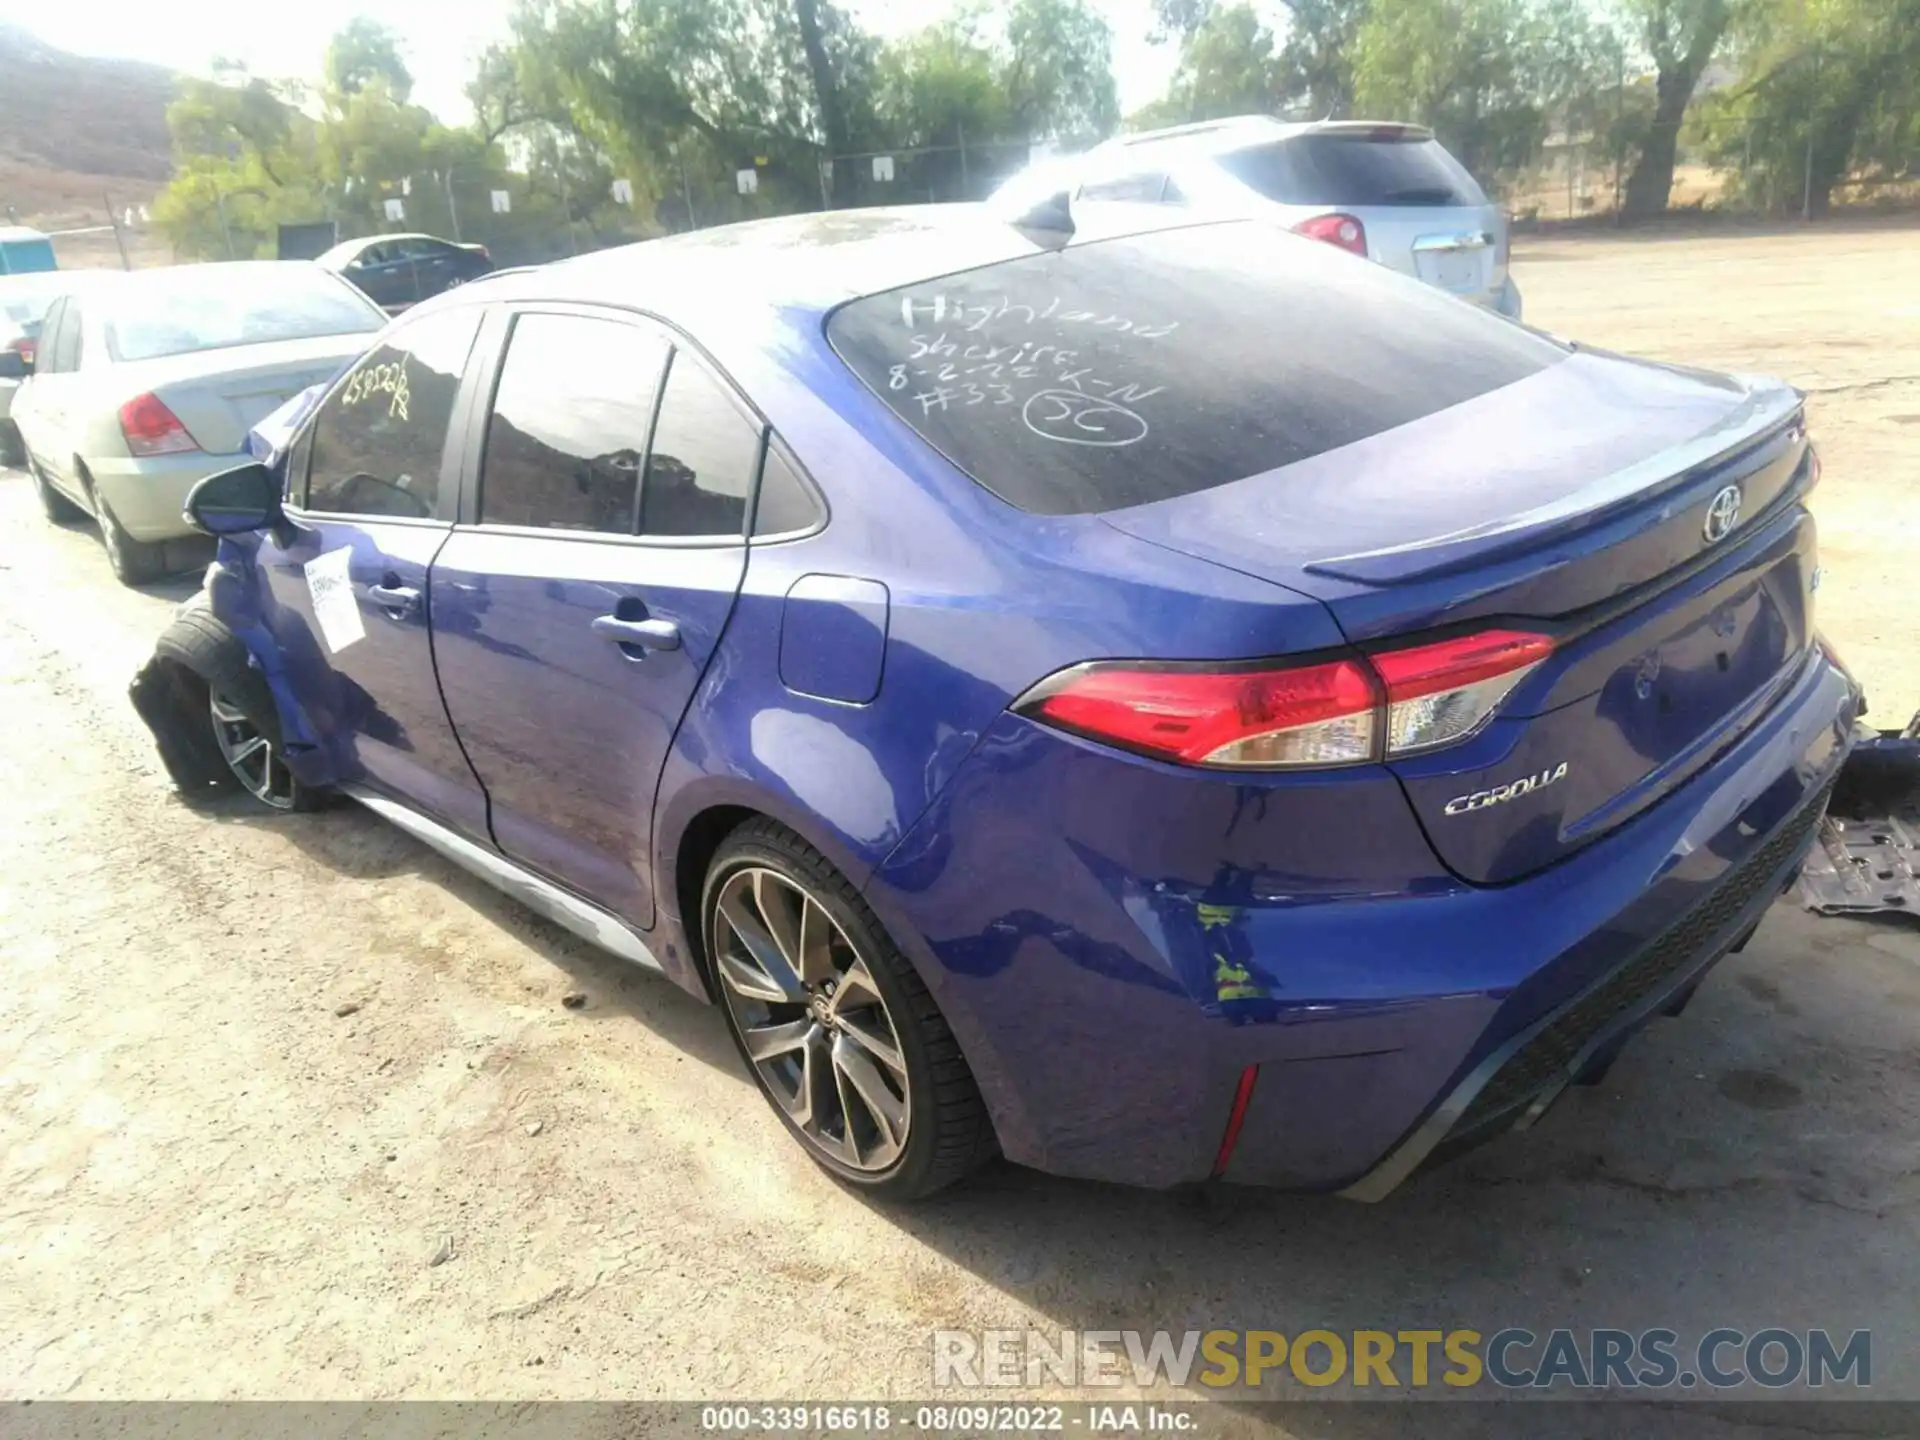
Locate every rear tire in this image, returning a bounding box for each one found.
[0,419,24,469]
[703,818,995,1200]
[90,479,169,586]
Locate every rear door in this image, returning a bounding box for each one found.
[248,306,492,837]
[347,244,409,309]
[398,238,453,300]
[429,307,757,928]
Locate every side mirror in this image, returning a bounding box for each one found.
[185,461,282,536]
[0,350,30,380]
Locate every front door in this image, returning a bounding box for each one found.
[429,309,757,928]
[246,306,491,838]
[16,296,79,488]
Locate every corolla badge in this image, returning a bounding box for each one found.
[1702,484,1743,543]
[1444,762,1570,816]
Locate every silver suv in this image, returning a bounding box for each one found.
[998,116,1521,320]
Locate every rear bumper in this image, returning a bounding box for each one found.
[87,450,235,542]
[869,648,1855,1192]
[1335,758,1832,1200]
[0,378,17,423]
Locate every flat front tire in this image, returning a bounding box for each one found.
[152,596,324,812]
[704,819,995,1200]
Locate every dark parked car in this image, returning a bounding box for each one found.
[143,206,1853,1202]
[317,232,492,311]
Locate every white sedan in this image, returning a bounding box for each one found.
[8,261,385,584]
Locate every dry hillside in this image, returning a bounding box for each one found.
[0,22,173,231]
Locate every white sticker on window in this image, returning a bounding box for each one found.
[305,546,365,654]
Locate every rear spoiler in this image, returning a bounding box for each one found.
[1305,375,1806,586]
[1305,121,1434,143]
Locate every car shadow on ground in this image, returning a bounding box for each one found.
[155,768,1920,1424]
[197,791,744,1077]
[858,907,1920,1414]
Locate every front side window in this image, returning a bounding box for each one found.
[828,221,1565,515]
[478,313,669,533]
[303,308,481,518]
[640,352,762,539]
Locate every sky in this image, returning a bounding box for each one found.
[6,0,1191,126]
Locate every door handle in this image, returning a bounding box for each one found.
[592,615,681,652]
[367,582,421,617]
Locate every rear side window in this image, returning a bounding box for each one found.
[1219,134,1487,208]
[304,308,481,518]
[753,440,823,536]
[479,313,669,533]
[827,222,1564,515]
[33,299,68,373]
[640,353,762,539]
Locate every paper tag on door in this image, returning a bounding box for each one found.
[305,546,365,654]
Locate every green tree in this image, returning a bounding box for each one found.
[324,17,415,103]
[1150,3,1284,123]
[1616,0,1736,215]
[872,15,1012,147]
[1274,0,1369,117]
[1354,0,1617,181]
[1002,0,1121,142]
[1696,0,1920,213]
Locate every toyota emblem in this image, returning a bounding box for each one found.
[1702,484,1742,544]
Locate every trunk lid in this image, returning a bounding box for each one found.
[1347,202,1506,303]
[1101,351,1818,883]
[120,334,363,456]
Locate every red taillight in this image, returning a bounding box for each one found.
[4,334,31,364]
[1016,628,1554,770]
[1021,656,1382,769]
[1293,212,1368,257]
[118,393,199,458]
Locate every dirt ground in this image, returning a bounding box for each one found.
[1,220,1918,1419]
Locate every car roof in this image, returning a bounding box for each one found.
[1095,116,1436,162]
[318,232,447,263]
[460,204,1208,324]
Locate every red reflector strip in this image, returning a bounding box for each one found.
[1212,1065,1260,1177]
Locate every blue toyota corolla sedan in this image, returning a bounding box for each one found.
[153,205,1856,1201]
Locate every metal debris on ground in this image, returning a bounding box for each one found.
[1801,709,1920,920]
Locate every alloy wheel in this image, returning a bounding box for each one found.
[710,867,912,1172]
[208,691,298,809]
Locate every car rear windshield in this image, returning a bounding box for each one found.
[826,222,1565,515]
[0,275,72,328]
[1219,133,1488,208]
[105,266,383,363]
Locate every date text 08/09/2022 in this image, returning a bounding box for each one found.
[700,1405,1197,1433]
